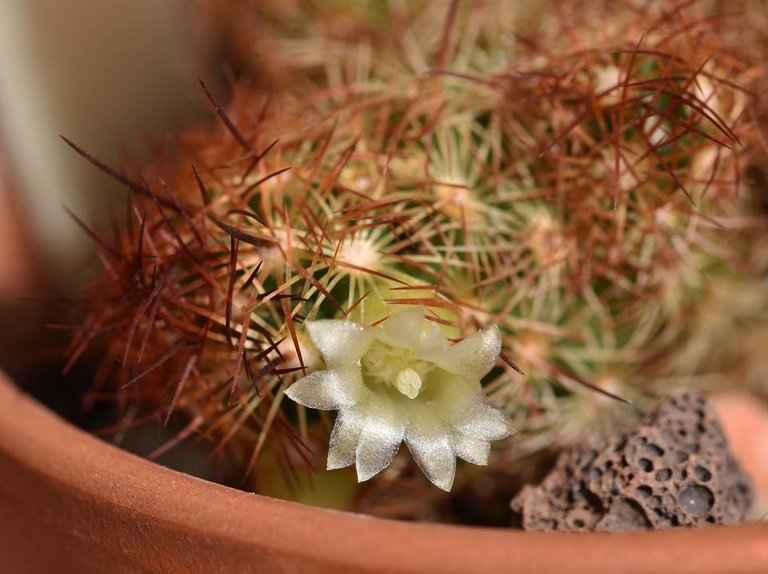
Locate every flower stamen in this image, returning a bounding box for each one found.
[394,367,422,399]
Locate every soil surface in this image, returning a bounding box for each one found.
[511,392,754,531]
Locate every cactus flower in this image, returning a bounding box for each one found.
[285,307,514,491]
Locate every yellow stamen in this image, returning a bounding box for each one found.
[394,367,422,399]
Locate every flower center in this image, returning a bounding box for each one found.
[394,367,422,399]
[361,340,432,399]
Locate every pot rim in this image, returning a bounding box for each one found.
[1,371,766,573]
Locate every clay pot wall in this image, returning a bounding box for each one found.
[1,373,767,574]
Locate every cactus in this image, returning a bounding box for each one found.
[68,0,768,509]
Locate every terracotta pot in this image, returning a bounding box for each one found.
[712,392,768,514]
[1,373,767,574]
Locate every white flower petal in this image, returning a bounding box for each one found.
[327,408,365,470]
[306,320,375,367]
[418,318,449,354]
[455,395,515,441]
[428,371,480,420]
[421,324,501,379]
[285,368,363,410]
[376,306,425,350]
[451,433,490,466]
[406,426,456,491]
[355,411,406,482]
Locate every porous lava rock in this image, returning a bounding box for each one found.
[510,392,753,531]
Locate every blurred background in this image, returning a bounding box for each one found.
[0,0,212,285]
